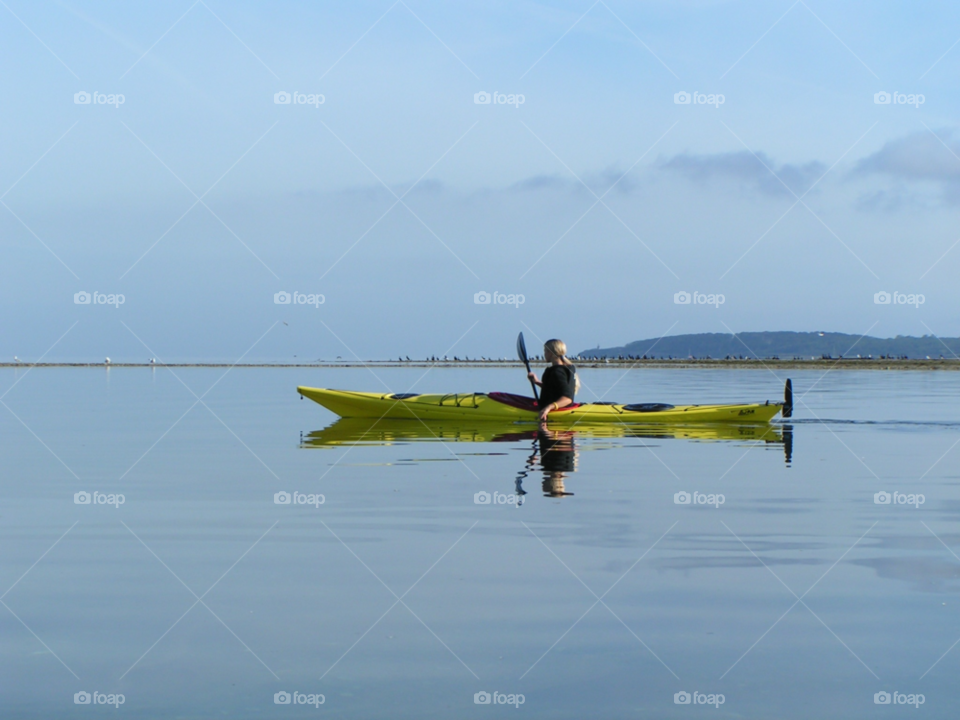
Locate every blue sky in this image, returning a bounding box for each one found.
[3,0,960,361]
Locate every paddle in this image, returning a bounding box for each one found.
[517,332,539,402]
[782,378,793,418]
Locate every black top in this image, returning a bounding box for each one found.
[539,364,577,408]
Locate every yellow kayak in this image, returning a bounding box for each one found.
[301,416,788,447]
[296,384,789,425]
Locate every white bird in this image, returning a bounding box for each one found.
[105,357,111,365]
[14,356,20,363]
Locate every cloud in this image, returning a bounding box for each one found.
[511,165,641,195]
[660,150,826,197]
[588,165,641,194]
[854,130,960,183]
[511,174,568,191]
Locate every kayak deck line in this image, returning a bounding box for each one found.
[296,385,788,425]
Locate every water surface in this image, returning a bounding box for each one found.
[2,367,959,717]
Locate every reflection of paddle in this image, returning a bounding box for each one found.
[517,332,539,402]
[513,434,537,506]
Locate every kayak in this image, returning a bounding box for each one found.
[301,417,789,446]
[296,383,790,425]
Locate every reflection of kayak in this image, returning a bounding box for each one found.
[296,385,789,424]
[301,417,788,448]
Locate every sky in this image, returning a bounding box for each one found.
[2,0,960,361]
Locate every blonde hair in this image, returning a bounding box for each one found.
[544,339,581,393]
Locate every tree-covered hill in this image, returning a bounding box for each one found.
[578,332,959,360]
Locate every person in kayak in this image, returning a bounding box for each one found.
[527,339,580,422]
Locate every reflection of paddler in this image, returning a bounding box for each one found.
[538,429,576,472]
[542,473,573,498]
[537,429,576,497]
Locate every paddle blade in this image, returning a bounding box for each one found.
[516,332,528,365]
[517,332,538,401]
[782,378,793,418]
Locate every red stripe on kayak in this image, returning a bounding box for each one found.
[487,392,581,412]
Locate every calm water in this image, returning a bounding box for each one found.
[2,366,959,718]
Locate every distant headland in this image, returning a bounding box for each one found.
[578,331,959,361]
